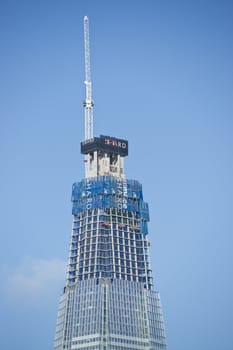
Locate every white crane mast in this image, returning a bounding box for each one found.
[83,16,94,140]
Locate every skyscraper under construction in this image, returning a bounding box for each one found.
[53,17,167,350]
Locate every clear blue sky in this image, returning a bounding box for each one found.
[0,0,233,349]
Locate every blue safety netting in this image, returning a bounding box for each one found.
[71,176,149,222]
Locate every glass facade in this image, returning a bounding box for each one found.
[54,176,167,350]
[54,279,166,350]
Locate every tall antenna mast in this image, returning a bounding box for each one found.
[83,16,94,140]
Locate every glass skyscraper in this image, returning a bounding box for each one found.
[53,135,167,350]
[53,16,166,350]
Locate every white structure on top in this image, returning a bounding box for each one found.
[82,17,128,180]
[83,16,94,141]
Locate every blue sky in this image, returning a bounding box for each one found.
[0,0,233,349]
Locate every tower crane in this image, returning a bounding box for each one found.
[83,16,94,141]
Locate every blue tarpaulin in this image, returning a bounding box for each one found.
[72,176,150,223]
